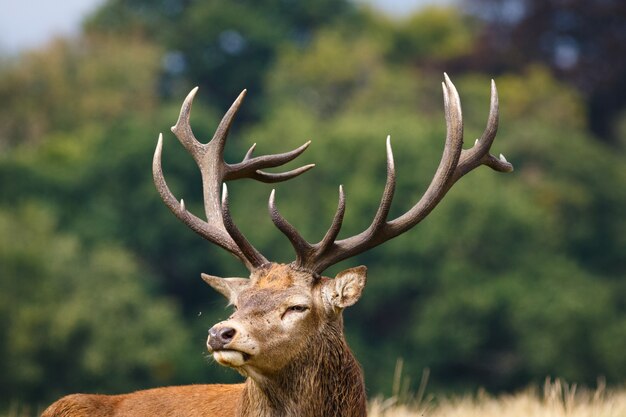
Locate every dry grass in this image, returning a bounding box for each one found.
[369,378,626,417]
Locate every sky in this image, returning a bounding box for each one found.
[0,0,454,54]
[0,0,103,53]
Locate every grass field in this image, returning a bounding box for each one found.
[369,378,626,417]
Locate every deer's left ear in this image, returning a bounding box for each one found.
[201,274,249,305]
[322,266,367,311]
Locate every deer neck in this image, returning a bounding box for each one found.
[238,322,367,417]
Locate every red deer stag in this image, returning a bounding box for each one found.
[42,74,513,417]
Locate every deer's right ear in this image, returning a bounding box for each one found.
[201,274,249,303]
[321,266,367,312]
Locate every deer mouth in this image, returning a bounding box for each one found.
[212,349,251,367]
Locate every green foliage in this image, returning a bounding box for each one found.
[391,7,478,62]
[84,0,358,117]
[267,29,387,118]
[0,35,161,149]
[0,204,197,404]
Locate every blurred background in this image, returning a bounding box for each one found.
[0,0,624,412]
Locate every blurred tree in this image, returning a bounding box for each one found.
[84,0,359,119]
[0,203,199,404]
[390,7,478,65]
[0,35,161,150]
[266,29,387,118]
[463,0,626,143]
[492,67,626,276]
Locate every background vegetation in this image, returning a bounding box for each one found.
[0,0,624,411]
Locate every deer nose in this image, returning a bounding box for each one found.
[208,325,237,350]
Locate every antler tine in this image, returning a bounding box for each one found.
[243,143,257,161]
[269,190,313,264]
[480,79,499,147]
[170,87,205,160]
[226,141,314,180]
[253,164,316,183]
[221,184,269,269]
[211,89,248,156]
[369,135,397,232]
[316,185,346,256]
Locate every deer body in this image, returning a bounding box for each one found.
[42,75,512,417]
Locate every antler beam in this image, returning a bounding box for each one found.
[153,87,314,271]
[270,74,513,273]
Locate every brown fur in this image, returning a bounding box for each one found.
[238,322,366,417]
[255,264,295,289]
[41,385,243,417]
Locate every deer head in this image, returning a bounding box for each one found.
[153,74,512,415]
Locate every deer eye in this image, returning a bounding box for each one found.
[288,305,309,313]
[281,305,310,320]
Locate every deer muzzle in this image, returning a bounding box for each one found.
[207,324,252,368]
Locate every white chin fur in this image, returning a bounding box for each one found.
[214,350,246,367]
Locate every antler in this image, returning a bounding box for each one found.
[270,74,513,273]
[153,87,315,272]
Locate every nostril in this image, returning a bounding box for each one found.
[207,325,237,350]
[219,327,236,342]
